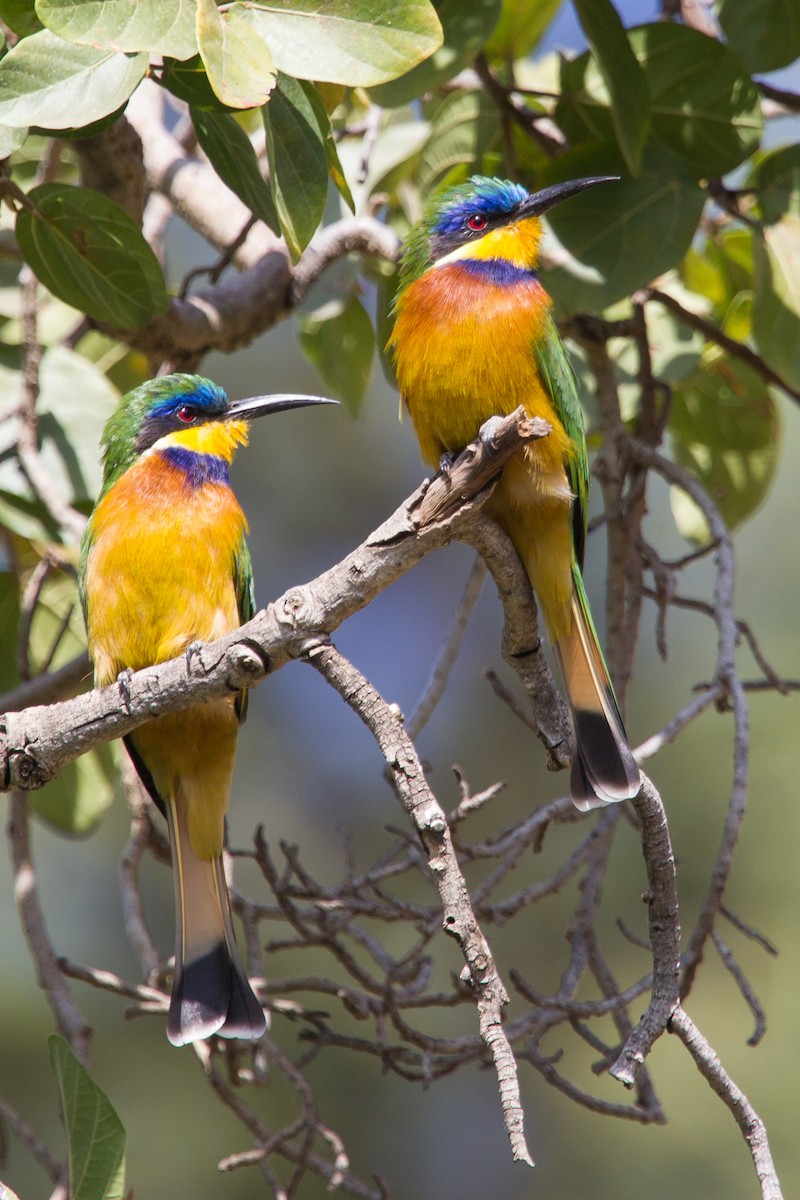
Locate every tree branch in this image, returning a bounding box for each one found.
[304,640,533,1166]
[669,1006,784,1200]
[0,411,551,791]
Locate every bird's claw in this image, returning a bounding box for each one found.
[184,641,204,672]
[438,450,458,481]
[117,667,134,710]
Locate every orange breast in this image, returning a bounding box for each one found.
[392,263,573,474]
[84,454,247,687]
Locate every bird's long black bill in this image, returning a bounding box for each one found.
[225,393,338,421]
[517,175,619,218]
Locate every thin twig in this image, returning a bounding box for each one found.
[669,1007,784,1200]
[304,640,534,1167]
[405,556,486,739]
[7,793,91,1062]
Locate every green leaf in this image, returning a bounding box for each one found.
[0,347,117,542]
[0,29,146,130]
[484,0,562,62]
[559,23,762,180]
[197,0,276,109]
[416,89,498,194]
[33,743,117,833]
[300,78,355,210]
[751,143,800,225]
[37,345,120,506]
[0,123,28,157]
[36,0,198,61]
[573,0,649,176]
[262,73,329,260]
[161,54,234,111]
[669,353,780,543]
[190,108,280,232]
[752,216,800,391]
[368,0,501,108]
[241,0,443,87]
[0,0,43,37]
[49,1034,126,1199]
[541,143,706,314]
[631,23,761,178]
[16,184,168,331]
[0,569,21,694]
[299,294,374,415]
[716,0,800,73]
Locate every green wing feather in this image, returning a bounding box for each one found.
[535,317,589,567]
[233,535,255,723]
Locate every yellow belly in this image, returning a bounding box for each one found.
[84,457,246,685]
[392,265,577,638]
[392,265,574,477]
[83,455,249,858]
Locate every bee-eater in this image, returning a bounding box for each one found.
[389,176,640,810]
[80,374,333,1045]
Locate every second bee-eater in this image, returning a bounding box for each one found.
[389,176,640,809]
[80,373,333,1045]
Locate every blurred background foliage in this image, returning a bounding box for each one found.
[0,0,798,1197]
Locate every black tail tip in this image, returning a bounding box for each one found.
[167,943,267,1047]
[570,709,641,811]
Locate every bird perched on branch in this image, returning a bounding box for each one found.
[389,175,640,809]
[80,373,334,1045]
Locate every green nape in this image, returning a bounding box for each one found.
[396,175,530,293]
[98,374,226,498]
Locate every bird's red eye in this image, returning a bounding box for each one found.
[177,405,197,423]
[467,213,487,231]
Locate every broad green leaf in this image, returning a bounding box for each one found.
[190,108,280,232]
[559,23,762,180]
[368,0,501,108]
[33,743,117,833]
[574,0,648,176]
[161,54,234,111]
[751,143,800,225]
[16,184,168,331]
[669,353,779,543]
[0,288,84,348]
[242,0,443,87]
[752,217,800,391]
[300,79,355,210]
[0,0,43,37]
[197,0,276,109]
[262,73,328,260]
[0,362,65,541]
[37,345,120,505]
[717,0,800,73]
[682,229,754,315]
[0,570,20,694]
[36,0,198,61]
[0,347,117,541]
[633,23,761,178]
[299,294,374,415]
[416,89,498,195]
[541,144,706,314]
[49,1034,126,1199]
[0,123,27,157]
[484,0,562,61]
[0,29,146,130]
